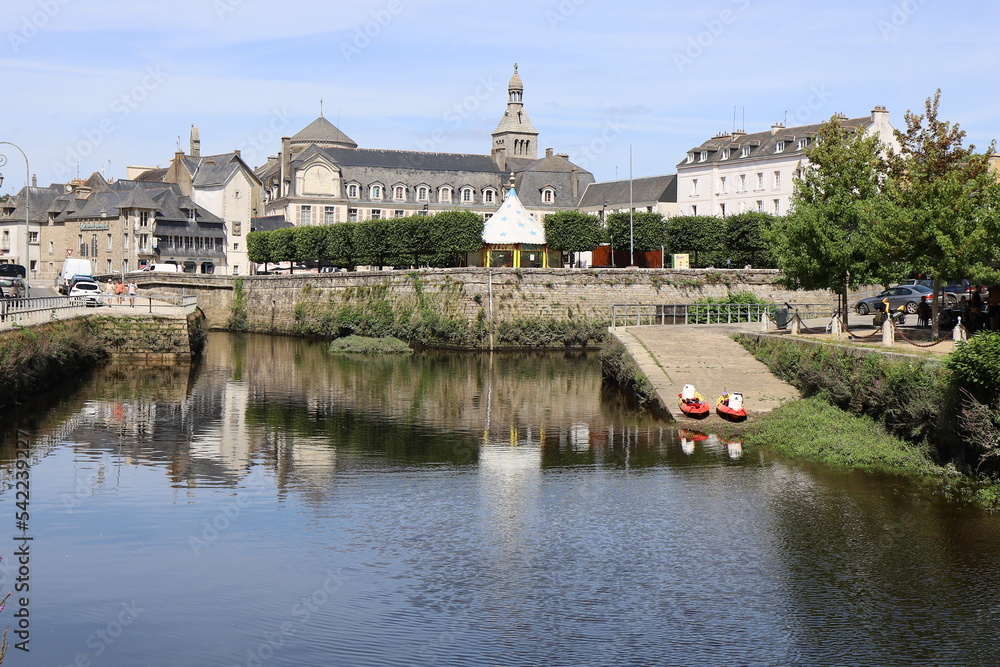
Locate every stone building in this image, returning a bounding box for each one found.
[129,127,262,275]
[255,64,594,239]
[676,107,898,218]
[3,175,225,280]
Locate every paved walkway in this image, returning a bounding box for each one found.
[611,323,802,424]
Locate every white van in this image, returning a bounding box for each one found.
[56,258,93,295]
[130,263,181,274]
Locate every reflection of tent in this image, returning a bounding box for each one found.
[468,188,561,268]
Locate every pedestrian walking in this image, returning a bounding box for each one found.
[127,280,137,307]
[114,280,125,305]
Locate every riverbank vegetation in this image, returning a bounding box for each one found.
[0,320,108,406]
[328,335,412,355]
[738,330,1000,506]
[599,338,658,408]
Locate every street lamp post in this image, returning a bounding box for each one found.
[0,141,30,295]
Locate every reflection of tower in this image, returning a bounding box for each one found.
[491,63,539,168]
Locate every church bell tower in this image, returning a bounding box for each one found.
[491,63,539,169]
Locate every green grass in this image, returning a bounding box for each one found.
[327,335,413,355]
[744,397,944,477]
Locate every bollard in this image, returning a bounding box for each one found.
[760,312,768,331]
[790,315,800,335]
[831,316,843,339]
[882,318,894,347]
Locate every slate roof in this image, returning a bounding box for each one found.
[306,147,502,173]
[251,215,292,232]
[291,116,357,148]
[678,116,872,168]
[579,174,677,208]
[482,188,546,245]
[135,167,168,182]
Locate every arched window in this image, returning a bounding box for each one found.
[542,188,555,204]
[484,189,496,204]
[347,184,359,199]
[439,187,452,203]
[394,186,405,201]
[461,188,473,203]
[370,185,383,200]
[417,186,429,201]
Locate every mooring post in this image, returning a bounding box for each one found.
[954,317,966,343]
[882,318,894,347]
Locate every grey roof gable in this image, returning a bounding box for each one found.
[678,116,872,168]
[579,175,677,208]
[312,147,502,174]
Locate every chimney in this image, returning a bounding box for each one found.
[190,125,201,157]
[731,130,746,139]
[871,105,889,122]
[770,122,785,135]
[545,147,554,157]
[31,174,36,187]
[280,137,291,197]
[234,149,241,158]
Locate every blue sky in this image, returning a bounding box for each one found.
[2,0,999,190]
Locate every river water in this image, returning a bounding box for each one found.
[3,332,1000,666]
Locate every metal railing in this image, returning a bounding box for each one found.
[611,303,834,327]
[0,294,199,331]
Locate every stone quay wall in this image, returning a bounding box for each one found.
[137,268,840,334]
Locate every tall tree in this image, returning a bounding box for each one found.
[606,212,666,263]
[665,215,726,267]
[880,90,1000,336]
[724,212,777,268]
[543,211,603,267]
[768,114,893,327]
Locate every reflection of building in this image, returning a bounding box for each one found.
[254,65,594,231]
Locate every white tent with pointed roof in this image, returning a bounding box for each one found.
[471,187,560,268]
[483,187,544,244]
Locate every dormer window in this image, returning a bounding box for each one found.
[484,188,496,205]
[699,151,708,162]
[775,141,786,152]
[687,152,695,163]
[461,187,473,203]
[417,186,429,201]
[439,187,452,203]
[347,183,359,199]
[741,145,751,158]
[722,148,731,160]
[798,138,809,150]
[542,187,555,204]
[188,209,196,222]
[370,184,383,200]
[393,186,405,201]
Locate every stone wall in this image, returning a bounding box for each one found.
[87,313,203,362]
[138,268,840,334]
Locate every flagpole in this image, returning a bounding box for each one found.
[629,144,634,267]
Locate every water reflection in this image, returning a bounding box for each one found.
[2,333,1000,665]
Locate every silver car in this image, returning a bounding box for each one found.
[856,285,934,315]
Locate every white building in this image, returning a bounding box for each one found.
[676,107,897,218]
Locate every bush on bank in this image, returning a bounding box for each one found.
[599,338,658,408]
[737,332,1000,475]
[0,320,108,405]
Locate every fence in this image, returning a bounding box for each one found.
[0,295,199,331]
[611,303,834,328]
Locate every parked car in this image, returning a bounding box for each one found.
[68,280,104,307]
[901,278,934,289]
[941,280,973,304]
[856,285,934,315]
[0,277,26,298]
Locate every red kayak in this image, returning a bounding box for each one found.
[678,385,710,418]
[716,392,747,422]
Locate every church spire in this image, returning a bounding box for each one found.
[491,63,538,168]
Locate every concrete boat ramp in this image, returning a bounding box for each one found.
[611,324,800,423]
